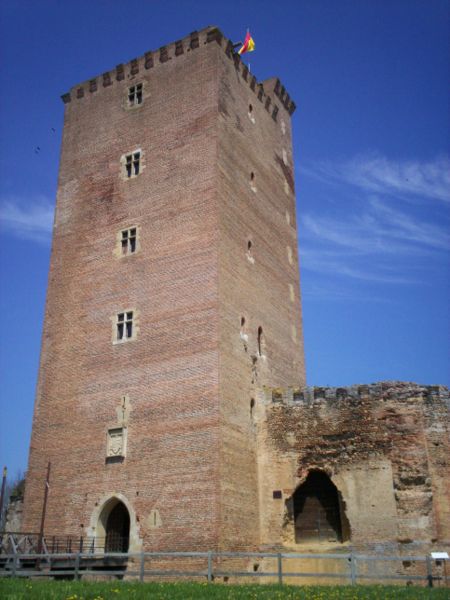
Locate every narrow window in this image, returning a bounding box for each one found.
[248,103,255,124]
[129,228,137,252]
[133,152,140,175]
[116,311,134,341]
[121,228,137,256]
[126,311,133,338]
[246,239,254,263]
[125,155,132,178]
[250,172,255,182]
[117,313,125,340]
[128,83,143,106]
[287,245,293,265]
[250,397,255,417]
[124,152,141,178]
[257,326,263,356]
[240,316,246,338]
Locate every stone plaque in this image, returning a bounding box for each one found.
[107,427,126,457]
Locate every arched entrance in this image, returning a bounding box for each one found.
[98,499,130,552]
[293,470,350,543]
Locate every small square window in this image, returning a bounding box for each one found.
[124,152,140,178]
[116,311,134,341]
[120,227,138,256]
[122,150,142,180]
[128,83,143,106]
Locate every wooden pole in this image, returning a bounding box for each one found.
[0,466,7,527]
[38,462,51,555]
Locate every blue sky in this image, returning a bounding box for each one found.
[0,0,449,477]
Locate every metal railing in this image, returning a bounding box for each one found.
[0,532,124,556]
[0,549,449,587]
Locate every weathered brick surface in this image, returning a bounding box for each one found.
[22,27,305,551]
[22,26,447,559]
[256,382,450,552]
[216,47,305,550]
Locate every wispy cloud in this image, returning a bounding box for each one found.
[0,196,54,243]
[302,197,449,256]
[302,154,450,202]
[299,154,450,288]
[300,247,420,285]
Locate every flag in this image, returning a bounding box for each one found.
[238,30,255,55]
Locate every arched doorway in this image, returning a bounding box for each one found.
[293,470,350,543]
[98,499,130,552]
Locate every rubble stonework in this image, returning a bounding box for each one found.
[255,382,450,551]
[4,496,24,533]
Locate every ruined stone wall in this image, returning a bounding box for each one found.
[255,382,450,553]
[4,495,24,533]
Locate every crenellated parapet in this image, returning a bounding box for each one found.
[260,380,449,407]
[60,26,296,118]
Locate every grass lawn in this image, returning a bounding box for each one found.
[0,579,449,599]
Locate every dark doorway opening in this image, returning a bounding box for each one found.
[293,470,350,543]
[105,501,130,552]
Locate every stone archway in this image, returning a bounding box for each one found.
[103,500,130,552]
[292,470,350,543]
[89,493,141,553]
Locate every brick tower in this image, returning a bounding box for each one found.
[22,26,305,552]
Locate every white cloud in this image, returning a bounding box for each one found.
[300,247,419,285]
[302,198,449,257]
[298,155,450,287]
[302,154,450,202]
[0,196,54,243]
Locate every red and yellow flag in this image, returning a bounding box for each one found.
[238,30,255,55]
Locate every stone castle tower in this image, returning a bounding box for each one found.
[22,26,449,559]
[22,26,306,551]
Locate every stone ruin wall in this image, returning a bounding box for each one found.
[255,381,450,554]
[4,495,24,533]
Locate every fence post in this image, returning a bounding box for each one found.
[139,551,145,582]
[426,555,433,588]
[12,554,18,578]
[350,552,356,585]
[277,553,283,585]
[207,550,213,583]
[74,552,80,581]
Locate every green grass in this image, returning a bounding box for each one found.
[0,579,448,599]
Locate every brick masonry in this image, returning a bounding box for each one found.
[21,26,449,558]
[22,26,305,552]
